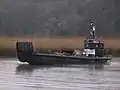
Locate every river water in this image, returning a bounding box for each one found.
[0,58,120,90]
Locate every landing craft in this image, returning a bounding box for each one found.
[16,21,112,65]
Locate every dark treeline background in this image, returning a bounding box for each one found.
[0,0,119,36]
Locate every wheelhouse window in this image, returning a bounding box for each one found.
[85,43,104,49]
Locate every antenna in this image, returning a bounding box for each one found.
[89,21,96,39]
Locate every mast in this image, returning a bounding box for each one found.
[89,21,96,39]
[84,21,96,41]
[84,21,101,43]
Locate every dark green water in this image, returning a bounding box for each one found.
[0,58,120,90]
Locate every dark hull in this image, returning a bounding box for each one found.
[17,53,112,65]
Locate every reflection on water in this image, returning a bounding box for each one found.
[0,58,120,90]
[16,64,105,75]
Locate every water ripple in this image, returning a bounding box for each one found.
[0,58,120,90]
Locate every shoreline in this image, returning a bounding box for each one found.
[0,48,120,57]
[0,36,119,57]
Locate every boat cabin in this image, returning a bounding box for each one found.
[82,22,105,57]
[84,39,104,49]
